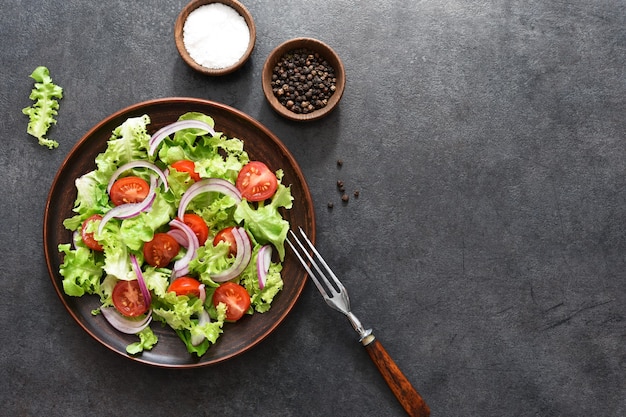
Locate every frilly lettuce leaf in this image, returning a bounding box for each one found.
[118,192,174,251]
[240,246,284,313]
[22,66,63,149]
[126,327,158,355]
[234,174,293,260]
[152,292,227,357]
[58,244,104,297]
[157,113,248,183]
[152,292,205,330]
[95,115,151,174]
[96,220,133,281]
[176,303,227,357]
[141,267,171,298]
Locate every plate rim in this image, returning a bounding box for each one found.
[43,97,315,368]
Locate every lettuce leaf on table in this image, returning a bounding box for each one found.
[22,66,63,149]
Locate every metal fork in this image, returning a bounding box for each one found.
[287,228,431,417]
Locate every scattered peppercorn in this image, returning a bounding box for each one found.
[337,159,343,167]
[271,48,337,114]
[354,190,360,198]
[327,202,334,209]
[341,194,349,202]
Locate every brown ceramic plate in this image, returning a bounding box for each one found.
[43,97,315,368]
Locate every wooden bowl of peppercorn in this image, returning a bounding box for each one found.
[262,38,345,121]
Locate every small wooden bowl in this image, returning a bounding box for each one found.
[175,0,256,76]
[262,38,346,122]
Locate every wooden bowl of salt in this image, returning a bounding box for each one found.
[175,0,256,76]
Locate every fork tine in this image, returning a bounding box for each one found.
[295,227,347,294]
[286,232,330,299]
[287,230,340,297]
[288,228,354,317]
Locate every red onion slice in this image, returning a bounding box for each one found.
[169,218,199,280]
[71,231,79,250]
[256,245,272,289]
[106,161,168,194]
[149,120,216,156]
[212,227,252,282]
[198,284,206,304]
[130,254,152,306]
[101,307,152,335]
[167,228,189,248]
[177,178,242,220]
[98,176,158,236]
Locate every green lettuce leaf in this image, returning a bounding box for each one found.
[175,303,227,357]
[58,244,104,297]
[235,176,293,260]
[189,243,236,283]
[151,292,205,330]
[141,267,172,298]
[240,249,284,313]
[95,115,151,174]
[91,219,131,280]
[69,171,111,220]
[158,112,248,182]
[118,192,174,251]
[22,66,63,149]
[126,327,158,355]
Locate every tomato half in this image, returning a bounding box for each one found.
[109,176,150,206]
[81,214,103,251]
[212,282,251,321]
[143,233,180,267]
[236,161,278,202]
[171,159,201,182]
[112,280,149,317]
[168,277,202,297]
[213,226,237,257]
[182,213,209,245]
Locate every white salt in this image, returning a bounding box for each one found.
[183,3,250,69]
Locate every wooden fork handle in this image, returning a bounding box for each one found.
[362,335,430,417]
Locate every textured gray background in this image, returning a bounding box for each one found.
[1,0,625,416]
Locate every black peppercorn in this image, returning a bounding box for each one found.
[271,48,337,114]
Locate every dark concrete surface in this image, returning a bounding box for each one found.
[1,0,625,416]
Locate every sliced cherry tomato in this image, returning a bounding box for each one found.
[171,159,201,182]
[143,233,180,267]
[81,214,103,251]
[212,282,251,321]
[109,176,150,206]
[182,213,209,245]
[112,280,149,317]
[235,161,278,202]
[213,226,237,257]
[168,277,202,297]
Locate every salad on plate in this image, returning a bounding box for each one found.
[57,112,293,357]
